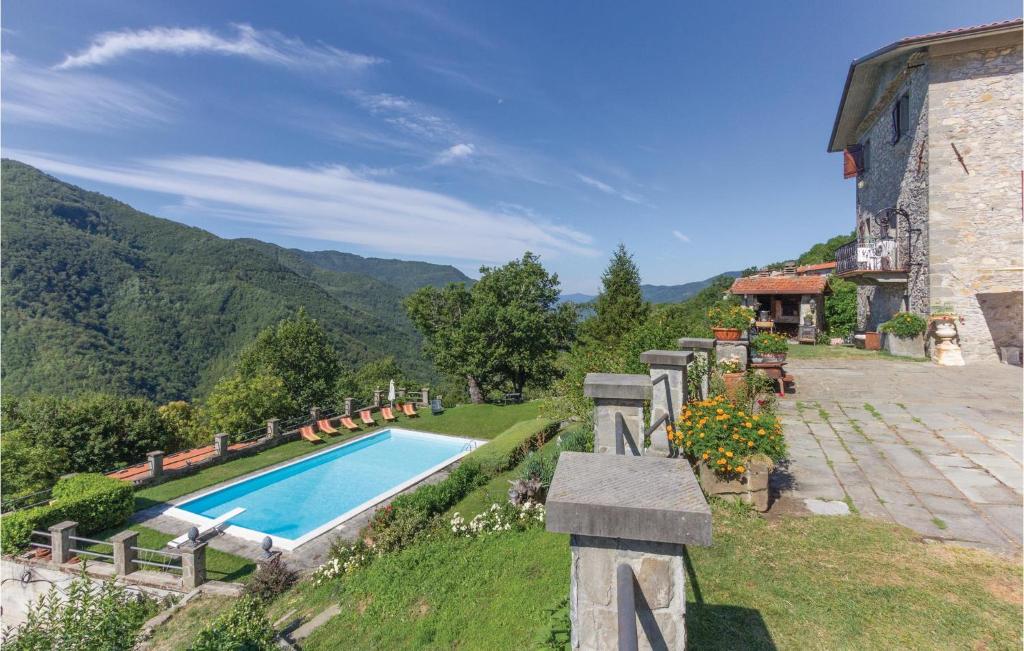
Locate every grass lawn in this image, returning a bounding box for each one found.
[787,343,928,362]
[86,524,256,583]
[134,401,544,511]
[264,501,1021,650]
[145,593,235,651]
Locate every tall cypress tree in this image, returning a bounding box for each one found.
[587,244,648,344]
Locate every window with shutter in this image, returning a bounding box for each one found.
[891,103,900,144]
[899,94,910,138]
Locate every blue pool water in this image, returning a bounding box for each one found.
[175,429,473,542]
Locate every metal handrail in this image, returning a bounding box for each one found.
[69,535,110,546]
[130,546,182,558]
[134,558,182,571]
[617,563,639,651]
[69,548,113,560]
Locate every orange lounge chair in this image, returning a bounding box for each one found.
[401,403,419,417]
[317,419,338,434]
[380,407,398,422]
[299,425,323,443]
[339,416,360,432]
[359,410,376,426]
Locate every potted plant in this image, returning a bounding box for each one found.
[716,357,745,398]
[669,395,786,512]
[879,312,927,358]
[751,332,789,363]
[707,305,755,341]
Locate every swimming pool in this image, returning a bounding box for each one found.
[167,428,485,550]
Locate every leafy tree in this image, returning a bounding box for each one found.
[1,577,158,651]
[405,253,573,402]
[236,309,342,411]
[205,373,296,439]
[585,244,648,344]
[336,356,408,405]
[158,400,206,449]
[0,393,172,493]
[797,231,856,266]
[825,277,858,337]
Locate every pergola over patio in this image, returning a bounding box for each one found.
[730,274,829,341]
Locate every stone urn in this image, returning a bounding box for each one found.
[698,458,772,512]
[712,327,742,341]
[931,318,965,366]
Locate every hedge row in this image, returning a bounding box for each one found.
[1,474,135,554]
[366,419,559,552]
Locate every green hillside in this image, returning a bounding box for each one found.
[0,160,450,401]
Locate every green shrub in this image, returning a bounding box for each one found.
[751,333,788,355]
[879,312,927,339]
[558,427,594,454]
[825,277,857,337]
[243,556,297,602]
[1,576,159,651]
[707,304,755,330]
[469,420,559,474]
[190,596,275,651]
[1,474,134,554]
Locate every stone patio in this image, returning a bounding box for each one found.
[774,356,1022,555]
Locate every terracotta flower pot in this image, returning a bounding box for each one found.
[722,372,745,399]
[698,458,772,512]
[864,331,882,351]
[713,327,742,341]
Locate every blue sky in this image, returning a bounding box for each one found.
[2,1,1018,293]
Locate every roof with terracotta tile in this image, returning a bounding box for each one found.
[729,275,828,296]
[796,261,837,273]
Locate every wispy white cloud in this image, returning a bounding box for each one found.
[575,172,646,205]
[55,24,384,70]
[2,54,175,131]
[9,150,599,264]
[348,91,460,142]
[434,143,475,165]
[672,230,691,244]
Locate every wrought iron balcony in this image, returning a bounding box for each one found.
[835,238,908,282]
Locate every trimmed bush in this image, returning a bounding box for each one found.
[879,312,927,339]
[469,419,559,475]
[1,474,134,554]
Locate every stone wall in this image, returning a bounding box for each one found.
[853,55,931,330]
[927,38,1023,361]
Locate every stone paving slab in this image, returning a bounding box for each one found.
[774,357,1021,555]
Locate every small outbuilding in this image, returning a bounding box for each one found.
[729,274,829,342]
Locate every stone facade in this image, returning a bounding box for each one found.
[853,54,930,331]
[927,39,1023,361]
[847,31,1022,361]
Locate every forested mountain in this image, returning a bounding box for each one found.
[560,272,742,305]
[0,160,458,401]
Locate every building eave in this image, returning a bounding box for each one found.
[827,19,1022,152]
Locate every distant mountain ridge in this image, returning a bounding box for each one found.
[561,271,742,305]
[0,159,463,401]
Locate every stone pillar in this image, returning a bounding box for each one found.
[180,541,207,590]
[110,530,138,576]
[546,452,712,650]
[214,433,230,458]
[398,387,407,400]
[310,406,322,425]
[715,338,749,371]
[48,521,77,564]
[639,350,693,457]
[344,398,354,417]
[583,373,652,456]
[147,451,164,480]
[420,387,429,406]
[677,337,715,400]
[266,418,281,439]
[372,389,383,408]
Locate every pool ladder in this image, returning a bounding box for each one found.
[461,441,478,453]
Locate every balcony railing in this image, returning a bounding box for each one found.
[835,239,906,276]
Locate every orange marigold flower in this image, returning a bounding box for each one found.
[745,422,752,428]
[718,447,724,452]
[748,441,754,448]
[736,465,745,473]
[716,408,724,415]
[716,458,726,465]
[725,451,734,458]
[702,452,709,460]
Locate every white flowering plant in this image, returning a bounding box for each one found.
[312,539,377,585]
[449,501,545,538]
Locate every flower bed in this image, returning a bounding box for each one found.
[751,333,788,361]
[879,312,927,339]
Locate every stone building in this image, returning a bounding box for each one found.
[828,19,1022,363]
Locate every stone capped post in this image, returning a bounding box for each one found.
[110,530,138,576]
[398,387,407,400]
[266,418,281,439]
[48,521,77,564]
[640,350,693,456]
[214,433,229,458]
[677,337,715,400]
[420,387,429,406]
[583,373,652,456]
[546,452,712,650]
[372,389,383,408]
[147,451,164,480]
[344,398,354,417]
[310,407,322,427]
[180,541,207,590]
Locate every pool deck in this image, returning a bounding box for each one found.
[130,435,466,571]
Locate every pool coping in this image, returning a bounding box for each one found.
[165,428,488,551]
